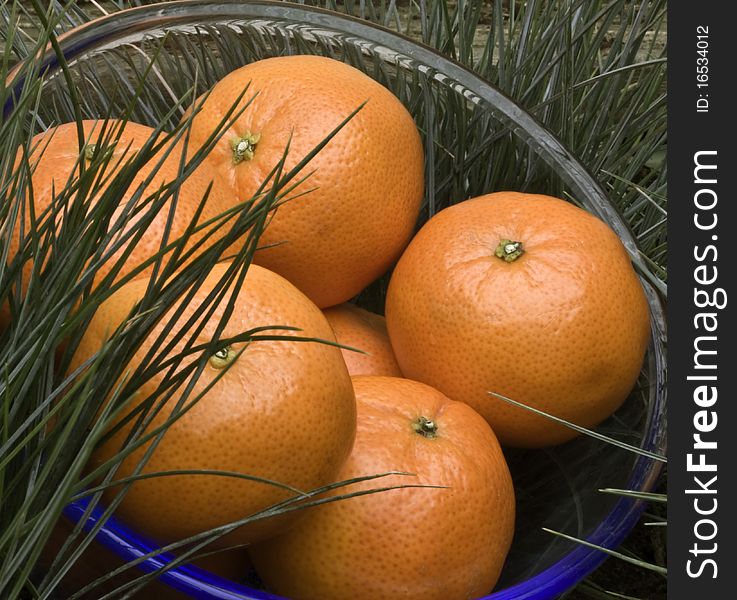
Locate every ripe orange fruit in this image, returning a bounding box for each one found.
[185,55,424,308]
[70,262,356,546]
[250,375,516,600]
[385,192,650,447]
[2,119,227,324]
[322,303,402,377]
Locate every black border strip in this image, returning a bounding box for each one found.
[668,3,736,597]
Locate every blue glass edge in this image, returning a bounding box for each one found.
[63,450,662,600]
[63,499,282,600]
[15,3,667,598]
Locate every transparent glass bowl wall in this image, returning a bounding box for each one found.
[8,2,667,599]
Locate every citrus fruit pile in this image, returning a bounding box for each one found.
[12,55,650,599]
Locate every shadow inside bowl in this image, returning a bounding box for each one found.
[9,2,666,599]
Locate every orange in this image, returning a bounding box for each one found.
[385,192,650,447]
[185,55,424,308]
[2,120,228,324]
[322,303,402,377]
[250,376,515,600]
[70,262,356,546]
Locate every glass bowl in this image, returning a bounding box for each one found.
[7,2,667,598]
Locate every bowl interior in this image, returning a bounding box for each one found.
[17,2,666,598]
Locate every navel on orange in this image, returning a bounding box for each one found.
[185,55,424,308]
[70,262,356,546]
[323,303,402,377]
[250,376,515,600]
[385,192,650,447]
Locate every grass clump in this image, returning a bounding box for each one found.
[1,1,667,598]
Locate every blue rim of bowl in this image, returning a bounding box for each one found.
[10,2,667,598]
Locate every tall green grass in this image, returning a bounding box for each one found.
[1,1,667,598]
